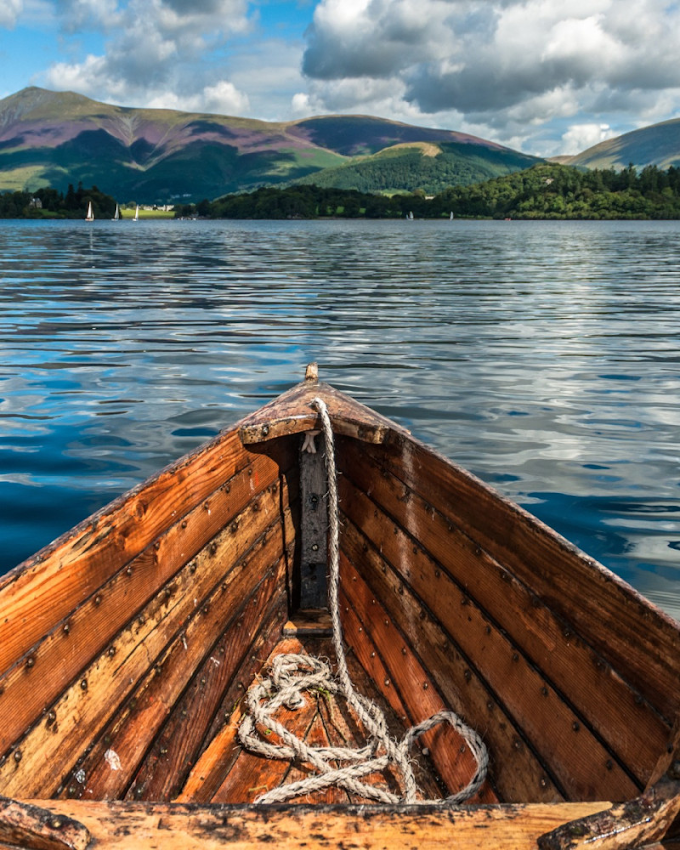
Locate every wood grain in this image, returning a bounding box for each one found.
[338,436,669,786]
[17,799,613,850]
[0,485,291,798]
[338,536,560,804]
[349,435,680,724]
[0,455,289,761]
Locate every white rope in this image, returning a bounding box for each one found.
[238,396,488,805]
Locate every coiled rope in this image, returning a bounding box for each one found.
[238,396,488,804]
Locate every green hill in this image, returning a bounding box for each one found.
[0,88,543,203]
[287,141,540,195]
[568,118,680,171]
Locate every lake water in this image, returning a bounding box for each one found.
[1,218,679,622]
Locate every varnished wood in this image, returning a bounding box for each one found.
[339,484,639,802]
[1,488,293,798]
[355,435,680,723]
[0,432,291,675]
[340,523,563,803]
[0,455,290,763]
[337,436,670,786]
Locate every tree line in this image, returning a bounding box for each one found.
[180,163,680,220]
[0,183,116,219]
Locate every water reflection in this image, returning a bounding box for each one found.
[1,218,679,621]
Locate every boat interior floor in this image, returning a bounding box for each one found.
[175,631,448,806]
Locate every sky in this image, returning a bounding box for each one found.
[1,0,680,157]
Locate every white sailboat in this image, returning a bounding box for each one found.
[112,204,120,221]
[133,205,139,222]
[85,201,94,222]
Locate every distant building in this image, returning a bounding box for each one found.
[29,197,42,209]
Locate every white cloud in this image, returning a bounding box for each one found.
[300,0,680,146]
[0,0,23,28]
[45,0,252,112]
[147,80,250,114]
[561,123,616,155]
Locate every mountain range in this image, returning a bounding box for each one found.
[0,88,539,202]
[0,87,679,203]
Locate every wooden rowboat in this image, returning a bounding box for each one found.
[0,364,679,850]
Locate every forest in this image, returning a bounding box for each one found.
[0,183,116,219]
[198,163,680,220]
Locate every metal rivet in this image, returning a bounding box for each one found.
[126,566,133,575]
[262,425,269,436]
[63,623,70,634]
[94,595,102,605]
[464,669,472,682]
[80,679,88,690]
[384,619,389,626]
[312,544,319,552]
[384,679,390,686]
[160,747,168,755]
[14,749,22,762]
[423,682,429,690]
[154,540,160,550]
[401,647,407,655]
[108,646,116,656]
[434,569,441,578]
[540,778,548,788]
[210,542,217,555]
[572,721,580,732]
[25,656,35,668]
[50,818,63,830]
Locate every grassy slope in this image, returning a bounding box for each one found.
[569,119,680,171]
[288,141,541,195]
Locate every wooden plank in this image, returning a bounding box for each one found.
[0,796,90,850]
[127,573,291,802]
[298,435,328,609]
[0,454,290,761]
[0,431,292,674]
[347,435,680,723]
[338,483,639,803]
[209,638,319,804]
[0,485,291,799]
[19,799,613,850]
[335,598,486,803]
[538,777,680,849]
[173,603,286,804]
[337,437,669,786]
[278,711,350,805]
[338,531,562,804]
[61,533,291,802]
[238,380,394,446]
[338,580,497,804]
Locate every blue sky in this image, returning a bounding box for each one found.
[2,0,680,157]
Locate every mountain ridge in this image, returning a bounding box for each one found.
[0,87,541,202]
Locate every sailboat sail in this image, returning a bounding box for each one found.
[133,205,139,221]
[112,204,120,221]
[85,201,94,222]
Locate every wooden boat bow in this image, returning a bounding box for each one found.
[0,364,678,848]
[238,363,400,446]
